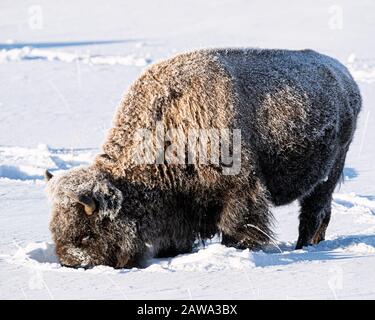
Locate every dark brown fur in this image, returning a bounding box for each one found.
[46,48,361,268]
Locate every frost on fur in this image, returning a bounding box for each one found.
[46,48,361,268]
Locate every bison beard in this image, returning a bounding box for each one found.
[45,48,361,268]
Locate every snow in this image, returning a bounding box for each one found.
[1,0,375,299]
[0,145,96,180]
[0,47,151,66]
[347,55,375,84]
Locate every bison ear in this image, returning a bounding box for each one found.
[44,170,53,182]
[67,191,97,216]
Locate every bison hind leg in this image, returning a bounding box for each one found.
[296,148,348,249]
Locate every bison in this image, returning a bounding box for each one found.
[45,48,361,268]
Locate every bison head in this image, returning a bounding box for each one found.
[45,167,144,269]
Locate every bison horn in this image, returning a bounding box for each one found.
[44,170,53,182]
[67,191,97,216]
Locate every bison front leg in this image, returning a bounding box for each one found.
[296,149,347,249]
[155,243,193,258]
[218,182,274,250]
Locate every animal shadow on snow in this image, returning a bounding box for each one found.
[23,243,59,264]
[254,234,375,268]
[343,167,358,180]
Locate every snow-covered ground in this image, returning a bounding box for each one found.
[1,0,375,299]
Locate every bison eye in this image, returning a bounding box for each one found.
[81,235,91,246]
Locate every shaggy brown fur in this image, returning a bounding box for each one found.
[46,48,361,268]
